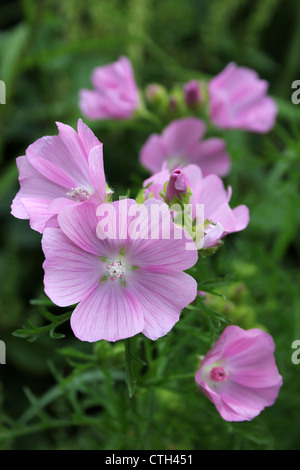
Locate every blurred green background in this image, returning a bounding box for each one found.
[0,0,300,450]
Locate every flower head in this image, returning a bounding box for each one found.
[42,199,198,342]
[79,56,140,120]
[11,119,107,233]
[195,326,283,421]
[139,117,230,178]
[143,164,249,248]
[208,62,277,133]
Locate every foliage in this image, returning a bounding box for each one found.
[0,0,300,450]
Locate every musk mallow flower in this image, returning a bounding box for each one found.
[208,62,277,133]
[139,117,231,178]
[79,56,140,120]
[11,119,107,233]
[195,326,283,422]
[143,164,249,248]
[42,198,198,342]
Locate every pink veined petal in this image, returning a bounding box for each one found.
[209,202,237,233]
[232,205,250,232]
[70,281,144,342]
[42,228,104,307]
[126,269,197,340]
[125,199,198,270]
[96,199,139,259]
[217,380,282,421]
[11,192,28,219]
[26,122,91,189]
[223,329,282,389]
[201,222,224,249]
[162,117,206,155]
[77,118,102,157]
[48,197,76,215]
[88,144,107,203]
[198,382,252,422]
[194,174,228,219]
[187,138,231,177]
[12,155,69,200]
[58,201,103,256]
[20,197,58,233]
[140,134,168,174]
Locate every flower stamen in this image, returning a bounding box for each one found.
[67,187,91,202]
[106,261,126,282]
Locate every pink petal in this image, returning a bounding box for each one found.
[202,222,224,248]
[58,201,103,256]
[13,155,68,200]
[162,117,206,155]
[42,228,104,307]
[187,138,231,177]
[70,281,144,342]
[140,134,168,174]
[26,122,91,188]
[79,89,109,120]
[218,380,282,421]
[232,205,250,232]
[77,118,102,156]
[88,144,107,203]
[20,197,58,232]
[126,269,197,340]
[125,200,198,270]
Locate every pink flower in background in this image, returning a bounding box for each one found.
[208,63,277,133]
[42,199,198,342]
[195,326,283,421]
[79,56,140,120]
[139,117,231,178]
[143,164,249,248]
[11,119,107,233]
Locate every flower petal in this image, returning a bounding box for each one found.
[70,281,144,342]
[126,269,197,340]
[42,228,103,307]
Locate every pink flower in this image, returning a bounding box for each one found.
[42,199,198,342]
[143,164,249,248]
[79,56,140,120]
[139,117,231,178]
[11,119,107,233]
[195,326,283,421]
[208,63,277,133]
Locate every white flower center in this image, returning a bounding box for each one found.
[67,187,91,202]
[106,260,126,281]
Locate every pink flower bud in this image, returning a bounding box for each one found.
[165,167,189,203]
[183,80,202,107]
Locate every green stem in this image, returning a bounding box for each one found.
[124,337,137,398]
